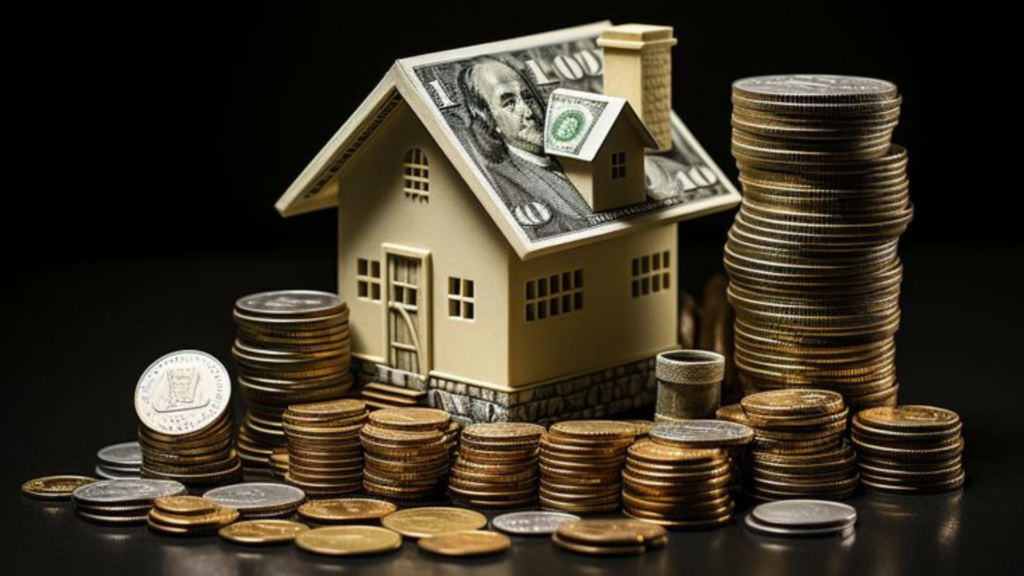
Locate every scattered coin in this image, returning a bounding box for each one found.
[219,519,310,545]
[203,483,306,518]
[381,507,487,539]
[294,525,402,556]
[553,519,667,555]
[21,476,97,501]
[418,530,511,557]
[491,511,580,535]
[297,498,397,524]
[751,499,857,529]
[72,479,186,525]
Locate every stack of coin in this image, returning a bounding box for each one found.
[622,420,753,528]
[203,482,307,519]
[726,74,912,411]
[268,448,289,480]
[95,441,142,480]
[449,422,545,509]
[745,499,857,538]
[741,389,859,500]
[539,421,638,514]
[360,408,458,502]
[232,290,352,470]
[852,405,965,493]
[552,519,667,556]
[283,399,368,496]
[72,479,186,525]
[147,495,239,536]
[135,351,242,487]
[716,404,754,491]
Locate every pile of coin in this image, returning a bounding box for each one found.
[283,399,368,496]
[232,290,353,470]
[852,405,965,493]
[745,499,857,538]
[449,422,545,509]
[203,482,307,519]
[135,351,242,487]
[360,408,458,502]
[539,421,638,514]
[72,478,186,525]
[741,389,859,500]
[147,495,239,536]
[726,74,912,411]
[552,519,667,556]
[95,441,142,480]
[622,420,753,528]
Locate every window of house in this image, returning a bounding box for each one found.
[631,251,671,297]
[611,151,626,180]
[525,269,584,322]
[448,277,475,321]
[403,148,430,202]
[357,258,382,302]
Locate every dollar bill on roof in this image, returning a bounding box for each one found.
[276,22,740,260]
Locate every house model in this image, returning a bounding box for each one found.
[275,22,741,424]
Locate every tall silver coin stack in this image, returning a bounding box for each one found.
[726,74,913,411]
[232,290,353,471]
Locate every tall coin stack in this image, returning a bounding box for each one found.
[539,421,638,514]
[852,405,965,493]
[449,422,546,509]
[135,351,243,487]
[232,290,352,470]
[741,389,859,500]
[726,74,912,411]
[360,408,458,502]
[283,399,369,496]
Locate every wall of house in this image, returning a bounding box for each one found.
[508,223,678,387]
[336,102,512,387]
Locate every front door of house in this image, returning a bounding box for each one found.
[383,245,431,376]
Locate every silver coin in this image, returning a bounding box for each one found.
[491,511,581,535]
[134,350,231,436]
[203,482,306,513]
[97,441,142,466]
[751,499,857,529]
[72,479,186,505]
[94,466,141,480]
[744,513,855,538]
[236,290,342,316]
[733,75,897,99]
[650,419,755,447]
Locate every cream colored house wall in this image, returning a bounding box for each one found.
[508,224,678,387]
[336,102,512,387]
[561,118,647,212]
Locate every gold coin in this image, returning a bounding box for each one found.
[549,420,637,440]
[21,475,96,500]
[368,408,450,431]
[153,495,218,516]
[556,519,666,546]
[855,405,960,432]
[552,532,664,555]
[741,389,845,417]
[219,519,309,545]
[418,530,511,556]
[381,507,487,539]
[297,498,397,523]
[149,506,240,528]
[462,422,545,442]
[294,525,402,556]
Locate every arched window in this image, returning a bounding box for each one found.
[403,148,430,202]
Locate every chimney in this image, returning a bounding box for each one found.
[597,24,678,153]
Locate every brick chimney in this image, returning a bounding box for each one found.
[597,24,678,153]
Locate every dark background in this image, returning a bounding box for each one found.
[4,3,1020,575]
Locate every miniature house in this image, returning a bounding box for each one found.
[275,22,740,424]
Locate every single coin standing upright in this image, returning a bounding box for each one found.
[360,408,459,502]
[449,422,546,509]
[135,350,242,487]
[539,421,639,514]
[655,350,725,421]
[283,399,369,496]
[231,290,353,471]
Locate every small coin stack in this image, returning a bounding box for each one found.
[95,441,142,480]
[539,421,638,514]
[72,479,186,525]
[726,74,912,411]
[449,422,546,509]
[283,399,368,497]
[135,351,242,487]
[232,290,352,470]
[552,519,667,556]
[745,499,857,538]
[623,420,753,528]
[203,482,307,519]
[741,389,859,500]
[147,495,239,537]
[360,408,458,502]
[852,405,965,493]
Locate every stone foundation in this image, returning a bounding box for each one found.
[352,357,657,426]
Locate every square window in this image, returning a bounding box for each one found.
[465,302,474,320]
[371,284,381,301]
[394,286,405,302]
[371,261,381,278]
[449,300,461,317]
[358,259,368,275]
[358,282,368,298]
[449,277,460,295]
[464,280,474,298]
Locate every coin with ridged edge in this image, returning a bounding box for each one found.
[650,420,755,448]
[22,476,97,501]
[418,530,511,557]
[490,511,580,535]
[297,498,397,524]
[219,519,310,545]
[294,525,402,556]
[381,507,487,539]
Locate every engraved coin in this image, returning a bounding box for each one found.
[381,507,488,538]
[135,350,232,436]
[733,75,898,103]
[153,495,218,516]
[97,442,142,467]
[236,290,344,317]
[741,389,845,417]
[549,420,637,440]
[72,479,187,505]
[203,483,306,514]
[855,405,960,432]
[22,475,97,500]
[418,530,511,556]
[219,519,310,545]
[491,511,580,535]
[294,525,402,556]
[751,499,856,529]
[556,519,667,546]
[650,420,755,448]
[368,408,450,431]
[297,498,398,523]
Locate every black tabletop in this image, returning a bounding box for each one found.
[4,244,1020,575]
